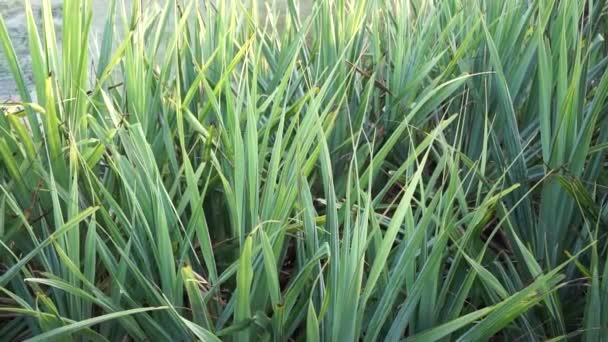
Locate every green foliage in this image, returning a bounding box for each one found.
[1,0,608,340]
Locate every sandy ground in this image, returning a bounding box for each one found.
[0,0,311,99]
[0,0,116,97]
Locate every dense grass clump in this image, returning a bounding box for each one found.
[1,0,608,340]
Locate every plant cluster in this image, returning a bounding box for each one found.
[1,0,608,340]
